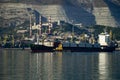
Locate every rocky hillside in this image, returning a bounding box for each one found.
[0,0,76,5]
[0,0,120,27]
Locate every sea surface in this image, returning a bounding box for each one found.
[0,49,120,80]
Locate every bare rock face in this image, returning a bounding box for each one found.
[0,0,120,27]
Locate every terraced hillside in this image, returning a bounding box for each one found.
[0,0,120,27]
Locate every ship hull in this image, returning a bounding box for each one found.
[30,44,54,52]
[63,46,116,52]
[31,44,116,52]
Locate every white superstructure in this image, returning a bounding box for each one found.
[98,32,110,46]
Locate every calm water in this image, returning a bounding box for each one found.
[0,49,120,80]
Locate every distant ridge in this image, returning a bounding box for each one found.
[0,0,73,5]
[0,0,120,6]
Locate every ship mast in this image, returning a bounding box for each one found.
[109,30,113,40]
[35,22,39,44]
[48,16,52,34]
[29,15,32,37]
[39,16,42,36]
[71,20,74,42]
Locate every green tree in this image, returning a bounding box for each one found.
[21,34,25,40]
[11,35,15,47]
[0,36,1,46]
[3,34,8,45]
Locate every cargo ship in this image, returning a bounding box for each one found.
[62,31,118,52]
[30,31,118,52]
[62,42,117,52]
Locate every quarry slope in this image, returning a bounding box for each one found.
[0,0,120,27]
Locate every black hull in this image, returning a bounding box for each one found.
[63,46,116,52]
[30,44,54,52]
[30,43,116,52]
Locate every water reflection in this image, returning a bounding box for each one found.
[30,52,63,80]
[61,52,99,80]
[0,49,120,80]
[98,53,109,80]
[98,52,120,80]
[0,49,31,80]
[30,52,100,80]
